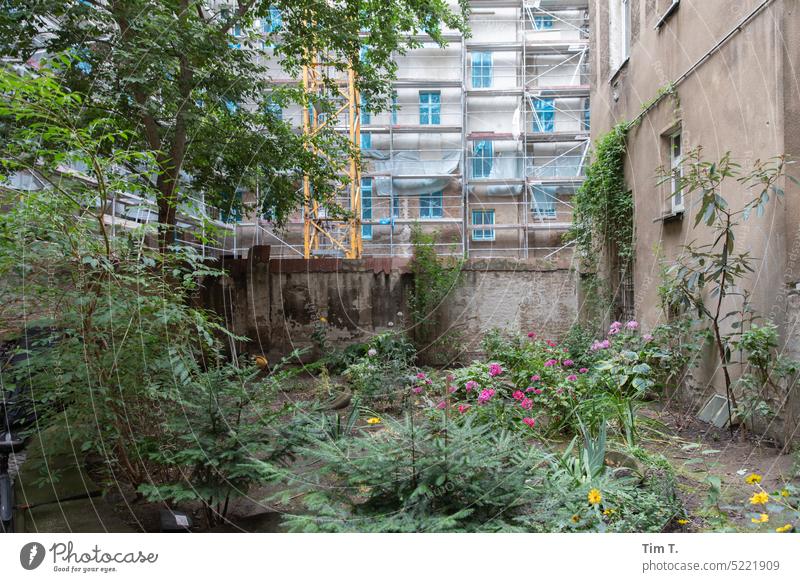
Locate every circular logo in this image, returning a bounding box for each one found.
[20,542,46,570]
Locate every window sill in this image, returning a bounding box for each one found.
[652,209,684,224]
[654,0,680,30]
[608,57,629,85]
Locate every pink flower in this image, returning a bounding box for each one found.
[512,390,525,400]
[610,321,622,330]
[579,367,589,374]
[625,320,639,330]
[544,359,557,367]
[448,386,457,394]
[591,339,610,351]
[458,404,470,414]
[416,372,427,380]
[547,340,557,347]
[488,363,503,377]
[528,332,537,338]
[643,333,654,342]
[522,417,536,428]
[556,387,563,394]
[424,378,433,385]
[567,374,578,382]
[412,386,423,394]
[465,380,479,392]
[530,374,541,382]
[563,359,574,367]
[526,386,535,393]
[608,327,620,336]
[533,388,543,395]
[436,401,447,409]
[520,397,533,410]
[477,389,495,404]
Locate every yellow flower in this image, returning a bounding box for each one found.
[571,514,581,523]
[319,316,328,323]
[366,417,381,425]
[745,473,762,485]
[677,519,689,525]
[780,489,790,498]
[750,491,770,505]
[588,489,602,505]
[255,355,268,369]
[603,508,616,516]
[776,524,793,533]
[751,513,769,524]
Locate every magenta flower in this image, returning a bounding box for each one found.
[608,327,620,336]
[643,333,654,342]
[625,320,639,330]
[530,375,541,382]
[436,400,447,409]
[563,359,574,367]
[412,386,423,394]
[465,380,478,392]
[477,389,495,404]
[610,321,622,330]
[416,372,427,380]
[488,363,503,377]
[446,374,455,382]
[520,398,533,410]
[591,339,610,351]
[448,386,457,394]
[544,359,557,367]
[522,417,536,428]
[567,374,578,382]
[579,367,589,374]
[528,332,537,338]
[512,390,525,401]
[533,388,543,395]
[547,340,557,347]
[458,404,470,414]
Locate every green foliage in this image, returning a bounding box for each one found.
[568,123,632,269]
[0,1,469,243]
[137,355,310,527]
[342,330,416,405]
[660,149,792,429]
[408,226,464,362]
[277,413,547,532]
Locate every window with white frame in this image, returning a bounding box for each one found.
[669,131,684,212]
[609,0,631,74]
[472,140,493,178]
[471,52,492,89]
[471,209,495,241]
[420,191,443,219]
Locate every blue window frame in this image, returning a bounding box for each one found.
[360,132,372,149]
[263,7,282,33]
[420,191,443,219]
[472,140,493,178]
[534,14,554,30]
[532,186,557,219]
[391,93,399,125]
[472,209,495,241]
[472,52,493,88]
[361,178,373,239]
[533,98,555,133]
[419,91,441,125]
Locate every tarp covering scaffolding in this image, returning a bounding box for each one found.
[367,150,462,196]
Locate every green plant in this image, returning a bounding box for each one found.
[661,149,793,433]
[342,331,416,405]
[408,226,464,363]
[277,412,546,532]
[137,354,310,527]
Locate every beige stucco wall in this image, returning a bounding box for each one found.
[590,0,800,440]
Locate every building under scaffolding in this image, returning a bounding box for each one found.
[235,0,590,260]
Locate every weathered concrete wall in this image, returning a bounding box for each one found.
[201,252,578,361]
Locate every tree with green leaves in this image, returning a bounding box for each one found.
[0,0,469,248]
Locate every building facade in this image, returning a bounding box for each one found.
[590,0,800,440]
[237,0,591,260]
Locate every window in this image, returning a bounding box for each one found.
[609,0,631,73]
[532,186,557,219]
[391,93,399,125]
[533,14,554,30]
[360,98,370,125]
[360,132,372,149]
[472,209,495,241]
[361,178,373,239]
[419,91,441,125]
[222,190,243,224]
[472,140,493,178]
[472,52,493,89]
[263,7,282,33]
[265,99,282,121]
[420,191,443,219]
[392,191,400,218]
[582,98,591,132]
[533,98,555,133]
[670,131,684,212]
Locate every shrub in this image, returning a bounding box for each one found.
[342,331,417,405]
